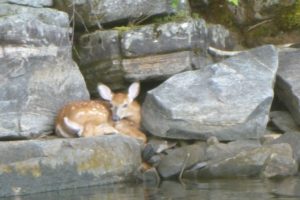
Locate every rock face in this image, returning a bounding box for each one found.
[270,132,300,165]
[0,0,52,7]
[142,45,278,141]
[78,18,234,93]
[269,111,300,133]
[122,51,193,81]
[121,19,208,58]
[276,49,300,126]
[54,0,189,27]
[0,135,142,197]
[0,4,89,139]
[226,0,295,26]
[184,143,298,178]
[157,142,207,178]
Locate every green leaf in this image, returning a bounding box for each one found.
[227,0,239,6]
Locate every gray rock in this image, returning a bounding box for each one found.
[184,143,297,178]
[260,132,281,144]
[121,19,208,58]
[141,167,160,184]
[54,0,189,28]
[206,139,261,161]
[270,132,300,164]
[276,49,300,126]
[0,4,89,138]
[0,135,142,197]
[157,142,207,178]
[207,24,235,49]
[142,45,278,140]
[79,30,121,65]
[262,152,298,178]
[122,51,193,81]
[190,50,213,70]
[227,0,295,25]
[0,4,69,33]
[80,59,125,96]
[0,0,52,7]
[269,111,300,133]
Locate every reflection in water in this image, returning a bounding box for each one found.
[2,177,300,200]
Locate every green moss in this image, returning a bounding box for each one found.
[77,150,123,173]
[14,162,41,177]
[171,0,180,9]
[0,165,13,174]
[152,11,192,24]
[113,26,133,32]
[276,0,300,30]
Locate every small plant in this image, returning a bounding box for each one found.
[171,0,180,10]
[227,0,239,6]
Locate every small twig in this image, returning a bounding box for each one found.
[178,153,190,183]
[208,46,242,57]
[247,19,273,32]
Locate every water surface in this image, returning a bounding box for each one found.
[2,177,300,200]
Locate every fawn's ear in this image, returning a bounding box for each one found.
[97,83,113,101]
[128,82,140,102]
[63,117,83,137]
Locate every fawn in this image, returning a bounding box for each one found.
[55,82,146,142]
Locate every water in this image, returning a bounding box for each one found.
[2,177,300,200]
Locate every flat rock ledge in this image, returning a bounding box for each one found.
[0,135,142,197]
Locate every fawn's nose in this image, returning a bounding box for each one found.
[112,113,121,121]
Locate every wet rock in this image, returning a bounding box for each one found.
[121,19,208,58]
[276,49,300,126]
[269,111,300,133]
[141,167,160,184]
[0,135,142,197]
[0,4,89,138]
[142,138,176,161]
[262,153,298,178]
[157,142,207,178]
[206,139,261,161]
[184,143,297,178]
[0,0,52,7]
[270,132,300,164]
[142,45,278,141]
[142,138,177,166]
[53,0,189,28]
[122,51,193,81]
[147,155,162,167]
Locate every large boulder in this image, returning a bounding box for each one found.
[0,0,52,7]
[142,45,278,141]
[0,4,89,139]
[276,49,300,126]
[0,135,142,197]
[184,143,298,178]
[53,0,189,28]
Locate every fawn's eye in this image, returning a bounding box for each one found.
[123,103,128,108]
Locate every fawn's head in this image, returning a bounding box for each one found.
[98,82,140,122]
